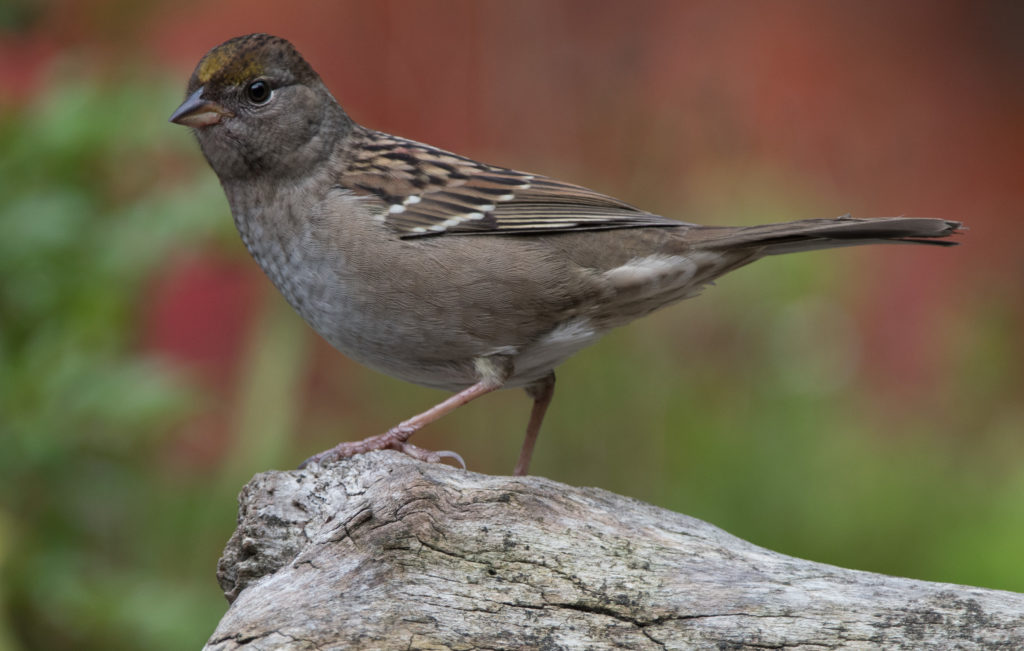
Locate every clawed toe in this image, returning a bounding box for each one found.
[434,449,467,470]
[399,443,466,469]
[298,449,336,469]
[297,433,466,471]
[297,432,392,469]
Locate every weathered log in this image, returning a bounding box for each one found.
[205,451,1024,650]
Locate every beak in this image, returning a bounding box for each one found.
[169,87,233,128]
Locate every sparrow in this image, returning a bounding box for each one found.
[171,34,962,475]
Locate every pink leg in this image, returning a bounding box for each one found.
[514,372,555,476]
[300,367,506,469]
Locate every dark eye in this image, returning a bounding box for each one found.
[246,80,271,104]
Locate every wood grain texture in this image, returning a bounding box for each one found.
[205,452,1024,650]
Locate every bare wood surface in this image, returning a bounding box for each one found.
[205,451,1024,650]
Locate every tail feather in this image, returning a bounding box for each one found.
[698,216,964,256]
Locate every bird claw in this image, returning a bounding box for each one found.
[410,445,466,470]
[297,449,334,469]
[298,434,466,471]
[391,442,466,470]
[436,450,467,470]
[297,433,389,469]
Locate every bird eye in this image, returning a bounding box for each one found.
[246,80,272,104]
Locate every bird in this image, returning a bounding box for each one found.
[170,33,963,476]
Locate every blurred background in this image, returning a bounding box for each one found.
[1,0,1021,648]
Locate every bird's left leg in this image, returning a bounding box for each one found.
[299,356,512,469]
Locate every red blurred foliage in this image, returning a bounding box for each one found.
[0,33,60,102]
[7,0,1020,457]
[139,252,264,468]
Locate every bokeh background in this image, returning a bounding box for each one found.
[1,0,1022,648]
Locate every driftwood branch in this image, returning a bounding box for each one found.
[204,451,1024,650]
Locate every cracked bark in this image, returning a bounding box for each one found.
[204,451,1024,650]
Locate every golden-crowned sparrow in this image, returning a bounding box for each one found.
[171,34,962,475]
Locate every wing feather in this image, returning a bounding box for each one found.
[340,128,686,237]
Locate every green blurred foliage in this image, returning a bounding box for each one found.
[0,75,235,650]
[0,0,41,32]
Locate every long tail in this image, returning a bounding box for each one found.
[695,215,963,255]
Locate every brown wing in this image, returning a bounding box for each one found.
[340,128,685,238]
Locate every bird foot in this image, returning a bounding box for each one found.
[298,427,465,470]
